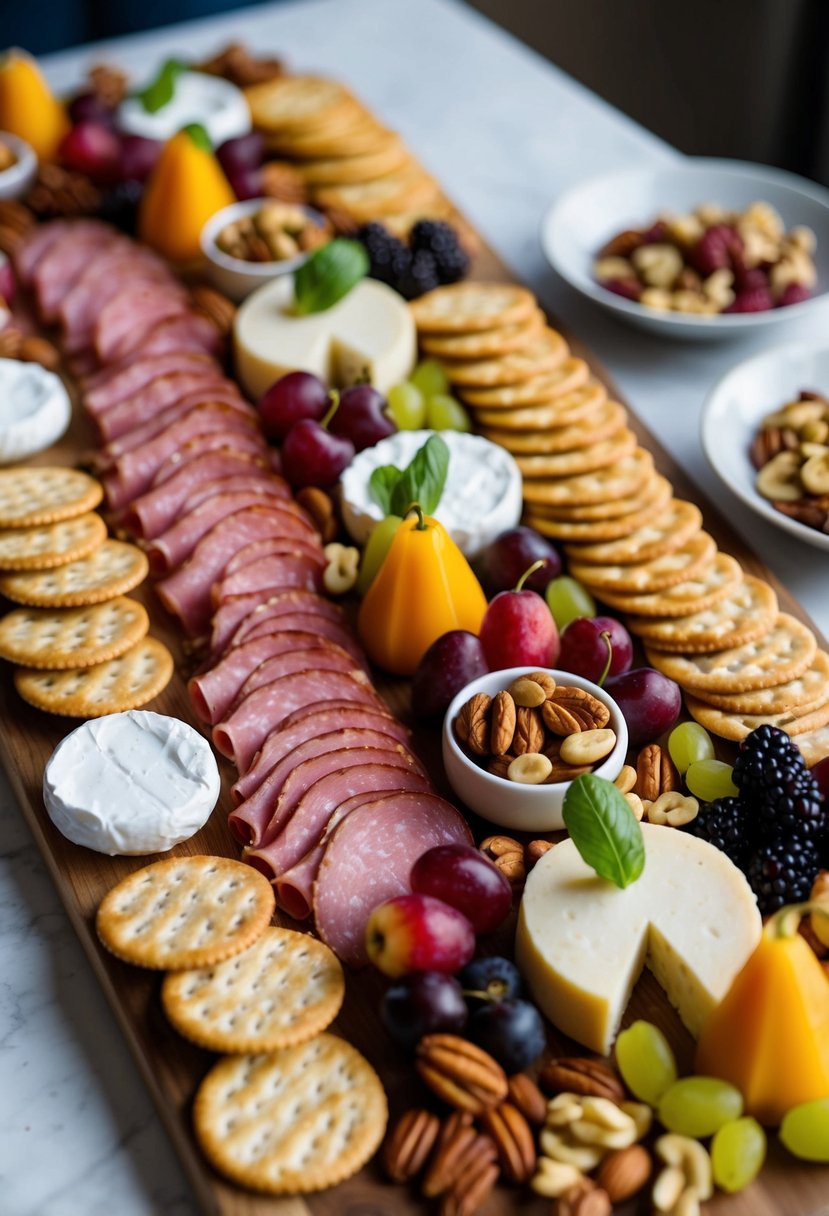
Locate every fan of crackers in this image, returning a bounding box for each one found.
[0,466,172,717]
[96,854,387,1194]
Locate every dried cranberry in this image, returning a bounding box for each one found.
[601,277,642,302]
[724,286,774,313]
[691,224,743,277]
[640,220,669,244]
[779,283,812,307]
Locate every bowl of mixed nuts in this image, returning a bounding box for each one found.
[0,132,36,202]
[443,667,628,831]
[541,159,829,340]
[702,340,829,552]
[201,197,332,300]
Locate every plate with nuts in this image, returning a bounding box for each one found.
[541,158,829,340]
[201,197,331,300]
[442,667,628,831]
[702,340,829,553]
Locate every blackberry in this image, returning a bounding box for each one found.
[756,768,828,843]
[357,222,408,287]
[97,179,142,233]
[410,220,470,284]
[732,724,806,800]
[746,836,821,915]
[733,724,826,843]
[393,248,441,300]
[687,796,754,867]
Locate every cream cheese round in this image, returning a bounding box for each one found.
[0,357,71,463]
[340,429,523,558]
[117,71,251,147]
[43,711,220,856]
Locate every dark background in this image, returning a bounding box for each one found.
[6,0,829,186]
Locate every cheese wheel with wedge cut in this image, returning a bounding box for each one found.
[515,824,761,1055]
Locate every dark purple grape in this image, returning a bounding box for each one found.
[604,667,682,746]
[228,166,264,201]
[410,845,512,934]
[281,418,354,489]
[469,999,546,1072]
[258,371,331,441]
[69,91,116,127]
[381,971,468,1048]
[411,630,488,719]
[217,132,266,176]
[478,526,562,596]
[328,385,396,451]
[119,134,162,182]
[458,956,522,1008]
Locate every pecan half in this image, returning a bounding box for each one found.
[546,760,593,784]
[543,686,610,734]
[750,425,786,470]
[512,706,545,755]
[455,693,491,756]
[422,1113,478,1196]
[383,1108,440,1182]
[440,1151,499,1216]
[508,1072,548,1124]
[0,200,35,235]
[539,1058,625,1103]
[190,284,236,337]
[526,839,554,868]
[490,690,517,755]
[635,743,678,802]
[480,1101,537,1183]
[488,756,512,779]
[295,485,337,542]
[416,1034,508,1114]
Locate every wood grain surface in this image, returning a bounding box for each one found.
[1,243,828,1216]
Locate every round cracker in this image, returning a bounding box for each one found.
[314,166,438,217]
[686,690,829,741]
[645,613,817,693]
[632,575,778,653]
[571,531,717,596]
[0,467,103,527]
[246,76,359,133]
[96,855,275,970]
[522,448,655,508]
[0,511,106,571]
[162,926,344,1053]
[689,650,829,715]
[525,482,674,544]
[193,1035,388,1194]
[420,309,545,358]
[0,597,149,669]
[796,724,829,767]
[14,634,173,717]
[0,540,149,606]
[529,471,672,522]
[516,428,637,480]
[566,500,703,566]
[411,282,537,333]
[298,136,410,184]
[440,327,568,387]
[597,552,744,617]
[481,398,628,454]
[473,377,601,427]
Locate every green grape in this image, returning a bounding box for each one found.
[356,514,401,595]
[387,381,426,430]
[615,1020,677,1106]
[545,576,596,630]
[426,393,472,432]
[780,1099,829,1162]
[668,721,715,775]
[411,359,450,399]
[658,1076,743,1138]
[685,759,738,802]
[711,1118,766,1192]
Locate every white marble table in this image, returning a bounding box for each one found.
[2,0,827,1211]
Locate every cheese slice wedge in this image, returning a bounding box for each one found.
[233,276,416,400]
[516,824,761,1054]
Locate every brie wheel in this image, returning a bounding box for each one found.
[340,429,523,558]
[516,824,761,1053]
[0,357,71,463]
[43,711,220,855]
[233,276,416,399]
[117,71,251,147]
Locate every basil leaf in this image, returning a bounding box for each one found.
[562,773,645,889]
[136,58,186,113]
[294,239,369,315]
[390,434,450,517]
[369,464,401,514]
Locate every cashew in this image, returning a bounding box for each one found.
[593,256,635,281]
[508,752,552,785]
[671,290,712,315]
[322,543,359,594]
[801,453,829,496]
[675,1189,702,1216]
[739,223,780,268]
[653,1164,686,1212]
[741,200,785,240]
[640,287,674,310]
[644,790,699,827]
[800,441,829,460]
[800,419,829,445]
[580,1096,635,1132]
[625,792,645,822]
[614,764,637,795]
[539,1128,603,1171]
[702,267,735,310]
[664,212,704,246]
[770,249,817,296]
[656,1134,713,1201]
[632,244,683,289]
[560,728,616,766]
[570,1118,637,1150]
[789,224,817,254]
[530,1158,583,1198]
[756,450,804,502]
[764,400,825,429]
[546,1093,584,1126]
[620,1100,653,1139]
[695,202,730,226]
[508,676,548,707]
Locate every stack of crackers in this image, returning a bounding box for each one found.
[0,467,172,717]
[410,282,829,763]
[245,74,458,236]
[97,855,387,1195]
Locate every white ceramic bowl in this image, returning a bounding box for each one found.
[443,667,628,832]
[0,133,36,201]
[541,158,829,341]
[702,340,829,553]
[200,198,327,301]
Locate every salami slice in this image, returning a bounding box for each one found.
[313,794,473,966]
[96,372,232,442]
[211,553,324,603]
[146,488,286,576]
[84,351,216,413]
[123,452,269,540]
[210,590,345,660]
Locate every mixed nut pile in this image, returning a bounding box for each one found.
[214,199,331,262]
[594,200,817,315]
[751,390,829,534]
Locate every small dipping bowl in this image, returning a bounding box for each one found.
[0,133,37,201]
[200,198,328,301]
[443,666,628,832]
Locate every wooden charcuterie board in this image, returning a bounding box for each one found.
[2,238,829,1216]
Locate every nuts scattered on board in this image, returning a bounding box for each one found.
[296,485,337,542]
[322,542,359,594]
[643,790,700,828]
[539,1058,626,1104]
[382,1108,440,1182]
[416,1034,508,1115]
[595,1144,652,1202]
[479,1101,537,1183]
[507,1072,548,1125]
[634,743,678,801]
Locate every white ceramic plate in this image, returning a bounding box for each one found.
[701,341,829,553]
[541,158,829,340]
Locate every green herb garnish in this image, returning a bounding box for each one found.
[136,58,186,113]
[562,773,645,889]
[294,239,368,315]
[369,434,450,517]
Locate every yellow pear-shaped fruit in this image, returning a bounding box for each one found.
[138,125,235,264]
[0,49,69,160]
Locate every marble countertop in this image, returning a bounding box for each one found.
[3,0,827,1211]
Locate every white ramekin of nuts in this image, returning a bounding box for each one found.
[442,667,628,831]
[0,132,36,202]
[200,197,331,300]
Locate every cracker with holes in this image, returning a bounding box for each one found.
[0,597,149,668]
[162,927,344,1053]
[15,635,173,717]
[0,467,103,528]
[0,540,148,607]
[193,1034,387,1194]
[96,856,275,970]
[0,511,106,570]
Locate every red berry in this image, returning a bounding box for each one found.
[281,418,354,489]
[602,277,642,302]
[640,220,669,244]
[59,121,121,184]
[724,287,774,314]
[691,224,742,276]
[779,283,812,307]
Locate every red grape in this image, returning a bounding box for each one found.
[69,91,116,127]
[811,756,829,800]
[478,525,561,596]
[281,418,354,489]
[605,667,682,745]
[558,615,633,684]
[381,971,468,1047]
[119,134,162,182]
[410,844,512,934]
[228,166,264,201]
[328,384,396,451]
[59,121,121,183]
[258,371,331,441]
[411,630,488,719]
[217,132,266,176]
[480,586,559,670]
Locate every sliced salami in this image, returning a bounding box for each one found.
[230,612,365,668]
[82,315,222,390]
[146,488,287,576]
[208,589,344,660]
[94,285,191,364]
[123,452,269,540]
[211,553,324,604]
[95,391,252,467]
[14,219,74,284]
[84,351,217,414]
[95,372,233,442]
[222,533,326,578]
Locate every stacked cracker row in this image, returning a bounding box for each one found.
[96,855,387,1195]
[410,283,829,763]
[245,74,459,237]
[0,467,172,716]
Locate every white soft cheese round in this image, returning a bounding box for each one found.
[43,711,220,856]
[340,429,523,558]
[117,71,251,147]
[0,357,71,463]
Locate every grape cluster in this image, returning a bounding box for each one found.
[692,725,826,913]
[357,220,470,300]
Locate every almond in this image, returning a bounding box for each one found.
[595,1144,652,1203]
[454,693,491,756]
